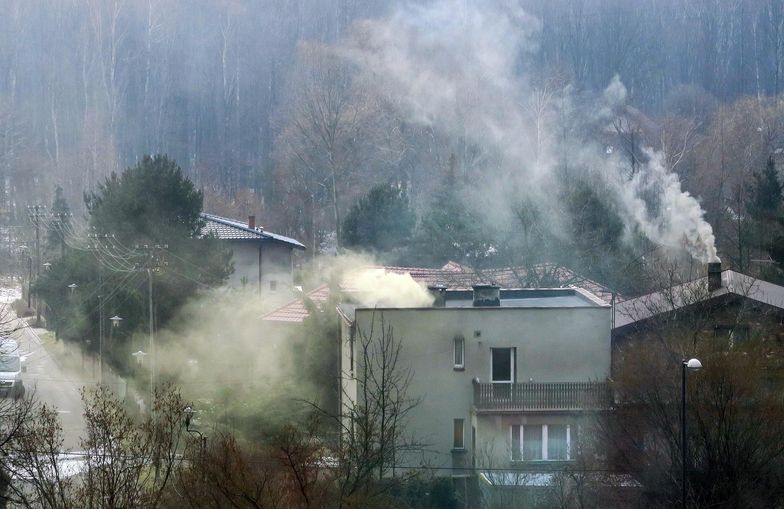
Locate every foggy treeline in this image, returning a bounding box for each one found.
[3,0,784,273]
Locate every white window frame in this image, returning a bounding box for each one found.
[511,424,571,461]
[453,335,465,369]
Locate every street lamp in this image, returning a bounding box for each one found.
[183,405,207,469]
[131,350,147,366]
[67,283,78,295]
[101,315,123,386]
[681,357,702,509]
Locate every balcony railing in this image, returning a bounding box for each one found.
[473,382,611,411]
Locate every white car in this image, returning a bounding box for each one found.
[0,338,25,399]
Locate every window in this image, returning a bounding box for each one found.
[453,419,465,449]
[269,280,277,291]
[491,348,514,383]
[511,424,522,461]
[523,425,542,460]
[511,424,571,461]
[453,335,465,369]
[548,425,569,460]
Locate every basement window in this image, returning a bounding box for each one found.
[453,335,465,370]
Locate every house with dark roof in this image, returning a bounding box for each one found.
[200,213,304,296]
[612,263,784,353]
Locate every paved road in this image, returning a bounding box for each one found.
[10,321,87,450]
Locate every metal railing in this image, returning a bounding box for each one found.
[473,382,610,411]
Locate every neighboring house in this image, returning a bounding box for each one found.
[613,263,784,345]
[200,213,305,296]
[338,284,614,505]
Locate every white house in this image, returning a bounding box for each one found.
[200,213,304,296]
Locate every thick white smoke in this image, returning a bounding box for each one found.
[339,0,719,263]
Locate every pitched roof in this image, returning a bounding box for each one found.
[200,213,305,249]
[262,262,615,324]
[613,270,784,330]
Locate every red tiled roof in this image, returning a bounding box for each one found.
[262,262,615,324]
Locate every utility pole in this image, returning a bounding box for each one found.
[88,234,111,386]
[134,244,166,397]
[148,264,153,394]
[135,244,166,487]
[28,205,44,324]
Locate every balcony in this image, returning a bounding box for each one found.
[473,382,611,412]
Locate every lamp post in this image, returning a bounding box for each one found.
[131,350,147,367]
[184,405,207,476]
[102,315,123,386]
[681,357,702,509]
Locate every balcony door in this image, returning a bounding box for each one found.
[491,348,515,400]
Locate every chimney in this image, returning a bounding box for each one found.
[708,262,722,292]
[428,285,447,307]
[248,215,256,230]
[473,284,500,307]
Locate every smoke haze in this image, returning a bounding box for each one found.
[339,0,719,263]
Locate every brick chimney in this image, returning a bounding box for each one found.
[248,215,256,230]
[708,262,722,292]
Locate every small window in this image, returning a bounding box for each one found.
[453,419,465,449]
[453,335,465,369]
[269,280,277,291]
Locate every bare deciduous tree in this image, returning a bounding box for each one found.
[2,386,185,509]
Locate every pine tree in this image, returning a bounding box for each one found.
[341,184,415,260]
[749,156,782,221]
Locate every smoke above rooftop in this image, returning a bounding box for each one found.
[338,0,719,263]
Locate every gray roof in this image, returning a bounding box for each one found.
[614,270,784,329]
[200,213,305,249]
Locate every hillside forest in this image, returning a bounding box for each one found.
[2,0,784,290]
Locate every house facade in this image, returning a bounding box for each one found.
[339,285,613,503]
[200,213,304,297]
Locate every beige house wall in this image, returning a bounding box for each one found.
[226,241,293,297]
[342,305,611,472]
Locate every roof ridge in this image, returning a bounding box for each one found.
[200,212,265,238]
